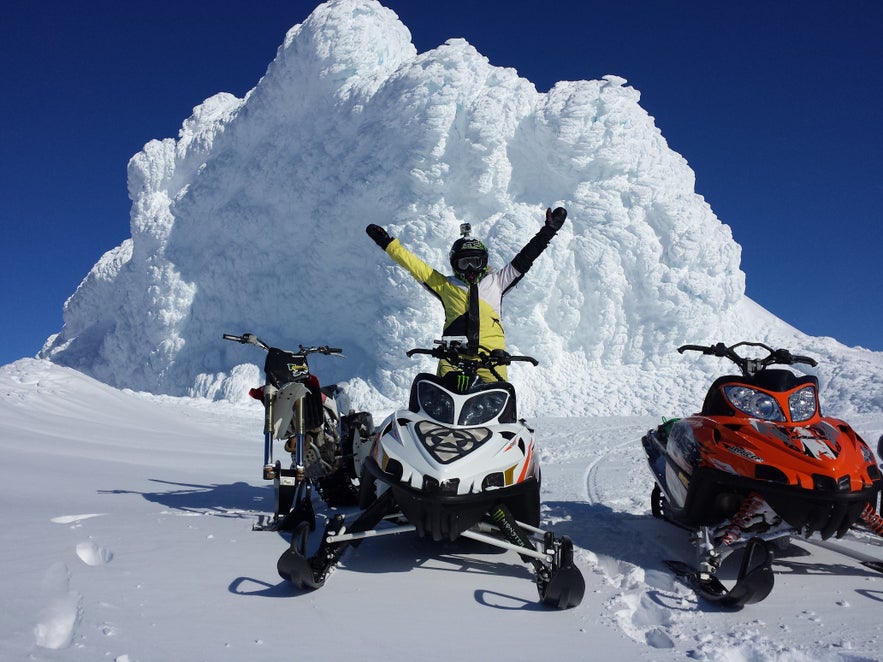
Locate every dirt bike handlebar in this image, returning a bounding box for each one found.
[223,333,344,357]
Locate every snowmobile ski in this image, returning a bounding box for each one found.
[487,504,586,609]
[802,537,883,575]
[277,491,397,589]
[276,520,317,587]
[664,537,774,608]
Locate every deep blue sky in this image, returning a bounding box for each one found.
[2,1,881,367]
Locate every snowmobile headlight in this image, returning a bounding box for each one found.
[458,390,509,426]
[788,385,817,422]
[417,381,454,424]
[723,385,785,421]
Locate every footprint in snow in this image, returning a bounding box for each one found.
[34,562,82,650]
[76,541,114,566]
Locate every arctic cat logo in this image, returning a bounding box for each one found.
[724,445,763,463]
[287,363,308,373]
[415,421,490,464]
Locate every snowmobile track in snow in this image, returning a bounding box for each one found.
[584,437,638,506]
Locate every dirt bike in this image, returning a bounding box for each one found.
[276,337,586,609]
[223,333,374,531]
[642,341,883,607]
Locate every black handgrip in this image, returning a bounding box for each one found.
[792,354,818,367]
[510,355,539,366]
[770,349,816,368]
[678,343,728,357]
[223,332,266,350]
[677,344,708,354]
[324,347,343,354]
[223,333,257,344]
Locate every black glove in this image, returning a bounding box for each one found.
[545,207,567,231]
[512,209,564,274]
[366,224,393,249]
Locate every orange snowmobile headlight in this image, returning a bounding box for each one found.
[723,383,818,422]
[723,385,785,421]
[787,385,818,422]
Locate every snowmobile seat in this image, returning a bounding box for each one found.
[701,370,819,417]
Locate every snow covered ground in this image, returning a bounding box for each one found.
[2,358,882,662]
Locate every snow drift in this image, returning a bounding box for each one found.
[39,0,883,418]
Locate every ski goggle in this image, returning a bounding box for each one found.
[456,255,485,270]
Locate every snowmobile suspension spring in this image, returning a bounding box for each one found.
[860,502,883,536]
[718,492,766,546]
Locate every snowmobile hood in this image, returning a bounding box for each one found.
[680,415,881,493]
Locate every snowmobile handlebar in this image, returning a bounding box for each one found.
[406,344,538,368]
[223,333,344,357]
[678,341,818,376]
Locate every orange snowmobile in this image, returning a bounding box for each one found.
[642,342,882,607]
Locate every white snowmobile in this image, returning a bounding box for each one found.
[277,337,586,609]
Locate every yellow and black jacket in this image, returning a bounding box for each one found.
[383,224,559,381]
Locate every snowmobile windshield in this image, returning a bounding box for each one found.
[458,390,509,426]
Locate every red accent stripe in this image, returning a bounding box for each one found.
[516,442,534,483]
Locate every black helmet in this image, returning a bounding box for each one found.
[449,237,488,283]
